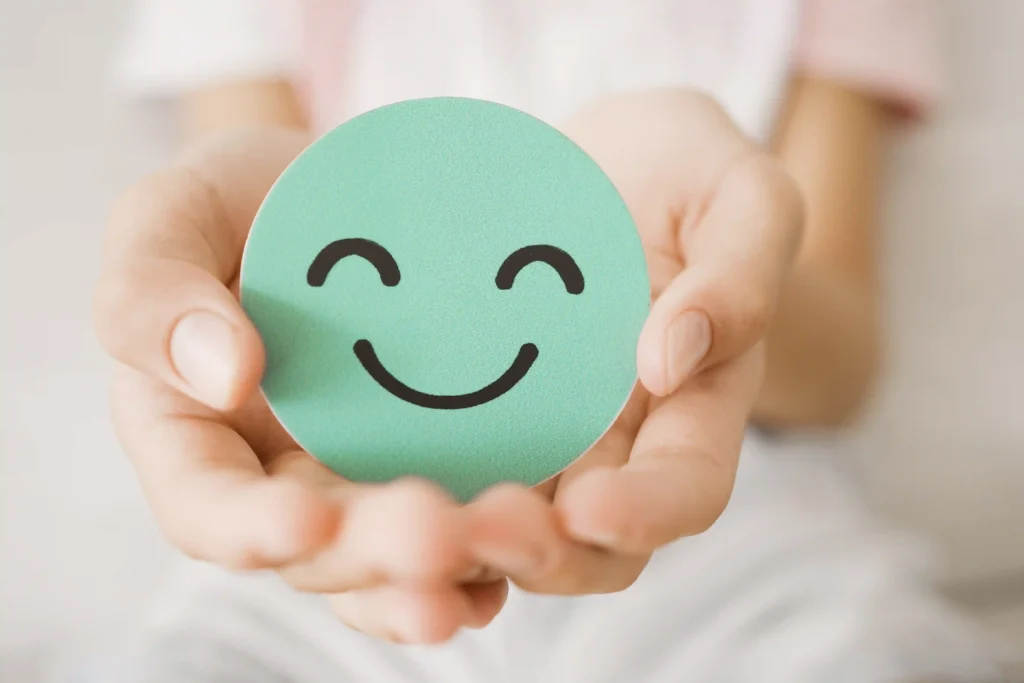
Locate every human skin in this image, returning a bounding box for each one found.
[94,77,883,643]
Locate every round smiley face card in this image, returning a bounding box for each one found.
[240,97,649,502]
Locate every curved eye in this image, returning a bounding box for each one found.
[496,244,584,294]
[307,238,400,287]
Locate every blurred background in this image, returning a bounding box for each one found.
[1,1,1022,681]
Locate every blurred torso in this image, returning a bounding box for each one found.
[304,0,802,142]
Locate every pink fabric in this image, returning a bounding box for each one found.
[793,0,942,118]
[296,0,353,133]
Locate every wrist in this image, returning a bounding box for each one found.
[753,263,882,428]
[181,80,310,147]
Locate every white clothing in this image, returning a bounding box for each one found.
[117,0,798,143]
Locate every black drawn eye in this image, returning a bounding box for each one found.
[495,245,584,295]
[307,238,400,287]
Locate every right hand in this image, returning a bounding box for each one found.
[93,127,507,644]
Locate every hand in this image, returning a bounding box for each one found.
[94,89,802,644]
[93,128,507,644]
[467,91,803,594]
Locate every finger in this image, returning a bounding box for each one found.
[112,364,340,568]
[276,476,476,594]
[470,484,649,596]
[461,579,510,629]
[330,584,483,645]
[555,408,637,490]
[94,129,308,410]
[559,346,763,554]
[638,155,803,396]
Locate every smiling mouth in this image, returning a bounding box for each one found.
[353,339,538,410]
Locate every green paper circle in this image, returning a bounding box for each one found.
[241,97,649,502]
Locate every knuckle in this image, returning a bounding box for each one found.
[107,170,192,251]
[111,168,207,226]
[734,285,774,340]
[107,172,168,232]
[107,166,234,275]
[155,512,205,561]
[218,546,264,572]
[409,604,459,645]
[387,477,456,515]
[476,481,531,507]
[703,277,773,349]
[687,472,733,537]
[540,543,571,583]
[704,281,771,351]
[616,510,677,556]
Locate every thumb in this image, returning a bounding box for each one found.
[637,155,803,396]
[94,129,307,409]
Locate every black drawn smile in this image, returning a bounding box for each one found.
[306,238,584,410]
[353,340,539,410]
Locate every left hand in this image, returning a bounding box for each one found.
[465,89,804,595]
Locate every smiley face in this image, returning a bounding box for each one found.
[308,239,584,409]
[241,97,649,501]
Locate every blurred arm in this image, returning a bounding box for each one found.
[180,79,309,144]
[753,76,887,427]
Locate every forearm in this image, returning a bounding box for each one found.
[751,77,886,428]
[754,264,881,427]
[180,80,309,145]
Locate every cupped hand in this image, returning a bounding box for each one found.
[467,90,804,595]
[94,89,803,645]
[94,128,506,644]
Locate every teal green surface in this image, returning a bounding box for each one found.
[240,97,649,502]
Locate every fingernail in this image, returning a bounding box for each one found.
[666,311,711,389]
[170,311,239,405]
